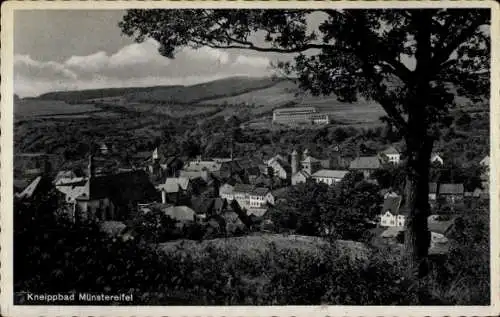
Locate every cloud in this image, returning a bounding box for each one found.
[233,55,271,68]
[14,39,276,97]
[182,46,230,65]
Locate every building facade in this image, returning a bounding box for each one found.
[311,169,349,186]
[272,107,329,125]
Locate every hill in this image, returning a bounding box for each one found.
[36,76,285,105]
[159,233,370,262]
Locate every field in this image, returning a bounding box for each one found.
[14,99,102,119]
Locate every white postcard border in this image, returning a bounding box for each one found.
[1,1,499,316]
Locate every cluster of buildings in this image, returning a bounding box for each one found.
[375,153,490,255]
[14,137,490,249]
[272,107,329,126]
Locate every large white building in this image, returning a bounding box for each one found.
[272,107,329,125]
[311,169,349,186]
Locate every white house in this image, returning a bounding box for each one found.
[249,188,274,208]
[291,170,311,185]
[380,146,401,165]
[379,195,405,227]
[219,183,235,201]
[311,169,349,186]
[233,184,255,208]
[266,155,292,180]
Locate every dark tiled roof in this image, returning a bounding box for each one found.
[382,196,403,215]
[381,146,400,155]
[251,187,270,196]
[349,156,382,170]
[428,220,455,236]
[233,184,255,193]
[77,170,158,205]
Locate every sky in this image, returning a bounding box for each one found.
[14,10,298,98]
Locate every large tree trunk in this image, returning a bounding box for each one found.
[402,10,434,278]
[403,130,433,278]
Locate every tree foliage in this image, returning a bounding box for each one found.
[119,7,490,276]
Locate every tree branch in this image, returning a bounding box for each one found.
[432,20,485,69]
[191,37,329,53]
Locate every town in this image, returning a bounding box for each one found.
[14,124,490,254]
[10,6,493,308]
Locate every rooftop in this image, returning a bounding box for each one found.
[382,196,403,215]
[349,156,382,170]
[233,184,255,193]
[273,106,317,114]
[312,169,349,179]
[381,146,400,155]
[439,184,465,195]
[251,187,271,196]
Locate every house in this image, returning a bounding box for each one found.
[349,156,383,178]
[380,146,401,165]
[379,195,405,227]
[427,217,455,254]
[430,153,444,166]
[69,155,158,223]
[249,187,274,208]
[179,169,210,182]
[311,169,349,186]
[429,182,438,201]
[233,184,256,208]
[266,155,292,180]
[291,170,311,185]
[157,177,191,204]
[438,183,465,203]
[219,182,236,201]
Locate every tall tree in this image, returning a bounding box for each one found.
[119,8,490,277]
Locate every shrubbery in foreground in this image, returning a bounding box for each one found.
[14,191,489,305]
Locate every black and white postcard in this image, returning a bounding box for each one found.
[1,1,499,316]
